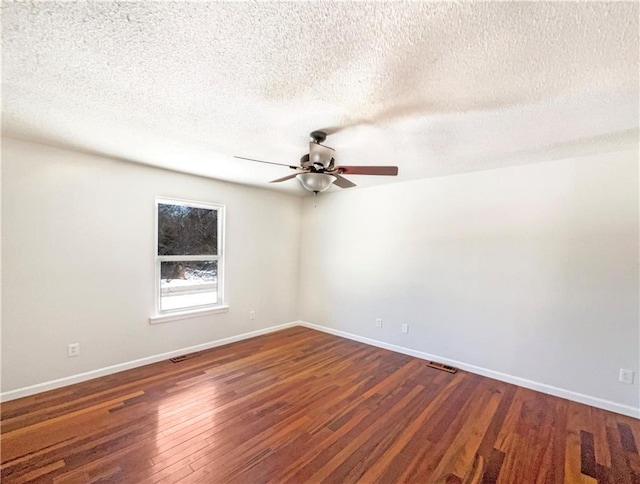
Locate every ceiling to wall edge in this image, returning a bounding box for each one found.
[4,134,638,200]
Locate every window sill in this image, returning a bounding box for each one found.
[149,305,229,325]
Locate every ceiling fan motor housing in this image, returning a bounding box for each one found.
[309,141,335,168]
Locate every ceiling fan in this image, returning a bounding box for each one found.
[234,130,398,195]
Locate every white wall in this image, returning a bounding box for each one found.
[299,150,639,410]
[3,138,639,414]
[1,138,302,392]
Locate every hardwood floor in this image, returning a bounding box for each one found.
[1,326,639,483]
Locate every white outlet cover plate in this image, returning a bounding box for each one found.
[619,369,634,384]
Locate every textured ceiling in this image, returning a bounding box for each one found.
[2,1,638,195]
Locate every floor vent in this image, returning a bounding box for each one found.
[427,361,458,374]
[170,353,200,363]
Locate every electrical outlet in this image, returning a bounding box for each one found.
[249,310,256,320]
[68,343,80,357]
[619,369,634,384]
[401,324,409,334]
[376,318,383,328]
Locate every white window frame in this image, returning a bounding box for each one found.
[150,197,227,324]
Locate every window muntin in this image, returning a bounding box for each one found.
[155,198,224,314]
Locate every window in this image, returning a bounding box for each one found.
[153,198,225,320]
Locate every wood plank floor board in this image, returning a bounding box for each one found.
[2,327,639,483]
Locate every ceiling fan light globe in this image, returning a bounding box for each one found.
[296,173,336,193]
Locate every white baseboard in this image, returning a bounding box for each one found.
[0,321,299,403]
[4,320,639,419]
[298,321,640,419]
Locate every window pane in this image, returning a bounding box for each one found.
[160,261,217,311]
[158,203,217,256]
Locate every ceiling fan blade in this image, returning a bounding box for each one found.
[332,174,357,188]
[269,173,300,183]
[319,126,342,135]
[320,101,437,134]
[336,165,398,176]
[234,156,297,169]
